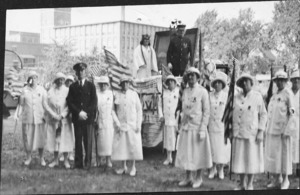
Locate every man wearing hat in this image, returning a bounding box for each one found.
[133,34,158,79]
[158,75,180,165]
[66,63,98,169]
[167,24,193,76]
[290,69,300,185]
[265,70,296,189]
[175,67,212,188]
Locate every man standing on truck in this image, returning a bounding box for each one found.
[167,24,193,76]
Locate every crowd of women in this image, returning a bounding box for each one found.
[13,62,299,190]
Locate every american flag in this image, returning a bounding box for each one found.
[104,48,134,91]
[222,58,236,144]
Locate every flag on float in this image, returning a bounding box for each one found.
[103,48,135,91]
[222,58,236,144]
[265,64,274,108]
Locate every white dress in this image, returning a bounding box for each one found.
[175,83,212,171]
[133,44,158,79]
[158,87,180,151]
[96,90,118,156]
[45,85,74,153]
[265,88,296,175]
[232,90,267,174]
[20,85,48,151]
[292,90,299,164]
[111,89,143,161]
[208,90,231,164]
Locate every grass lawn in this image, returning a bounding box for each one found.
[1,109,299,194]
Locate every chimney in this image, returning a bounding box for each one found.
[121,6,125,21]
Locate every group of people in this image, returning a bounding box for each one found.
[12,22,299,191]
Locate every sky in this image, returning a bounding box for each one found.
[6,1,276,33]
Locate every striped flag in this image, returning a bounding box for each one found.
[104,48,134,91]
[222,58,236,144]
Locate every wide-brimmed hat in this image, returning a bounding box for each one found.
[95,76,110,84]
[236,73,254,88]
[211,71,227,89]
[54,72,66,82]
[66,75,74,82]
[119,75,132,85]
[272,70,288,80]
[290,69,300,80]
[186,67,201,78]
[28,70,38,78]
[165,75,177,85]
[73,62,87,71]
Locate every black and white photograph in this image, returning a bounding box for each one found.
[1,0,300,194]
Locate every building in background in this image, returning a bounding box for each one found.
[54,20,168,65]
[40,8,71,44]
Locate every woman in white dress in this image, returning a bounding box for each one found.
[46,72,74,169]
[231,73,267,190]
[265,70,296,189]
[133,34,158,79]
[111,75,143,177]
[208,71,231,180]
[14,71,48,166]
[158,75,180,165]
[95,76,119,167]
[175,67,212,189]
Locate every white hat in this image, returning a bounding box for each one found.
[95,76,110,84]
[236,73,254,88]
[28,70,38,78]
[272,70,288,80]
[165,75,177,85]
[211,71,227,89]
[54,72,66,82]
[119,74,132,85]
[290,69,300,80]
[66,75,74,82]
[186,67,201,78]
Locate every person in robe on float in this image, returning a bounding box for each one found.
[111,75,143,177]
[133,34,158,79]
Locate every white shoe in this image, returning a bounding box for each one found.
[267,181,281,188]
[247,185,254,190]
[192,178,203,188]
[178,179,192,187]
[48,160,58,168]
[24,158,32,166]
[218,169,224,180]
[41,158,46,167]
[64,160,71,169]
[115,167,128,175]
[129,167,136,177]
[208,168,216,179]
[163,159,171,165]
[59,156,64,161]
[69,155,74,161]
[234,184,246,190]
[107,161,113,168]
[281,180,290,189]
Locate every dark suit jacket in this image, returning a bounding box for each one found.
[66,79,97,125]
[167,35,193,73]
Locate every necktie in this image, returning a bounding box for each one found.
[80,80,82,87]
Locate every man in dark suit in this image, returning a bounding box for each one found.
[167,24,193,76]
[66,62,97,169]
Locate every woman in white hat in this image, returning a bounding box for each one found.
[175,67,212,188]
[45,72,74,169]
[231,73,267,190]
[158,75,180,165]
[111,75,143,176]
[14,70,48,166]
[208,71,231,180]
[290,69,300,177]
[95,76,119,168]
[265,70,297,189]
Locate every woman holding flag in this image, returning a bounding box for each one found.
[231,73,267,190]
[265,70,296,189]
